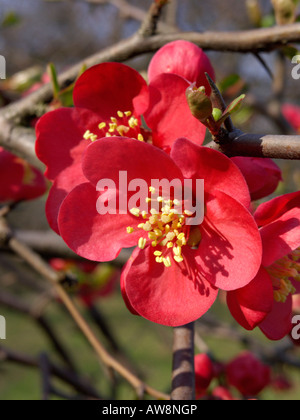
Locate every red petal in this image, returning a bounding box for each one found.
[259,298,293,341]
[73,63,149,118]
[255,191,300,227]
[36,107,99,181]
[0,148,46,202]
[227,267,273,330]
[58,183,145,262]
[145,74,207,152]
[171,138,251,209]
[122,245,218,327]
[282,104,300,132]
[148,40,215,92]
[82,136,184,187]
[45,161,87,234]
[196,191,262,291]
[231,157,282,201]
[259,205,300,267]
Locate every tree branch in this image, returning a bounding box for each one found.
[171,323,195,400]
[208,130,300,160]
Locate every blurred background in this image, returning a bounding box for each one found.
[0,0,300,400]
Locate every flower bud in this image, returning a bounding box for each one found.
[186,84,213,122]
[271,0,297,25]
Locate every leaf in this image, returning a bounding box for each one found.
[47,63,60,99]
[224,94,246,115]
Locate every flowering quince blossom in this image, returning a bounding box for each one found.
[56,137,262,326]
[194,354,214,398]
[151,40,282,201]
[50,259,118,307]
[282,103,300,133]
[225,352,271,397]
[0,147,47,203]
[36,44,214,234]
[227,191,300,340]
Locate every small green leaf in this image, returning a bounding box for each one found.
[47,63,60,99]
[224,94,246,115]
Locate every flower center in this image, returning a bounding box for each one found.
[267,248,300,303]
[127,187,196,267]
[83,110,151,143]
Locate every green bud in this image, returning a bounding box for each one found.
[212,108,223,122]
[271,0,297,24]
[186,84,213,122]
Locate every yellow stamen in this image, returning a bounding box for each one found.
[138,237,147,250]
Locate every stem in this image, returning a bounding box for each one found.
[171,322,195,400]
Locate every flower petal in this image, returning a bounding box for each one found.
[171,138,251,209]
[259,297,293,341]
[196,191,262,291]
[259,206,300,267]
[45,162,87,234]
[227,267,273,330]
[122,245,218,327]
[58,182,146,261]
[145,74,207,152]
[231,157,282,201]
[36,107,99,181]
[255,191,300,227]
[148,40,215,92]
[0,148,46,202]
[73,63,149,118]
[82,136,184,188]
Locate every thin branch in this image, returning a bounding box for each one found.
[0,229,132,266]
[171,323,195,401]
[0,289,77,371]
[0,345,101,398]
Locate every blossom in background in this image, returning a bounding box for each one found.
[50,258,118,307]
[194,353,214,398]
[225,352,271,397]
[0,147,47,203]
[227,191,300,340]
[56,137,262,326]
[36,43,214,234]
[282,103,300,133]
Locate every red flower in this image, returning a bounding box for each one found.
[36,57,212,233]
[194,354,214,398]
[50,258,118,306]
[227,191,300,340]
[226,352,271,396]
[282,104,300,133]
[57,137,262,326]
[149,40,282,201]
[0,147,47,203]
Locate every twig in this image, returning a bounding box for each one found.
[171,323,195,401]
[40,353,52,400]
[0,345,101,398]
[0,289,77,371]
[208,130,300,159]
